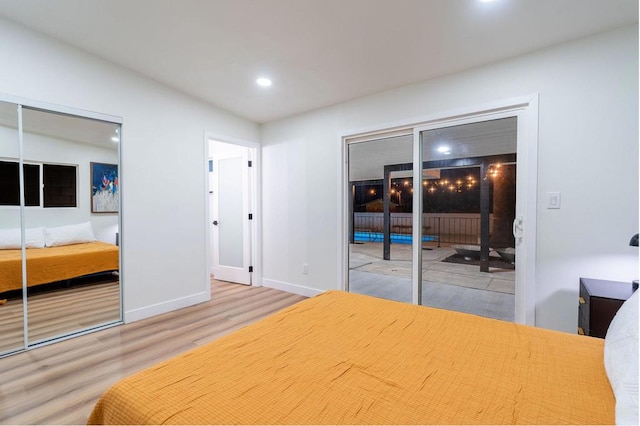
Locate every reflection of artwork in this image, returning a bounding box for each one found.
[91,162,118,213]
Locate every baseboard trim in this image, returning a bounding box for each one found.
[124,291,210,323]
[262,279,323,298]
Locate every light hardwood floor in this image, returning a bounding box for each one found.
[0,278,306,425]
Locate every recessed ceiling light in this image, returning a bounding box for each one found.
[256,77,272,87]
[111,136,119,142]
[437,145,451,155]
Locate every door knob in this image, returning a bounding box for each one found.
[212,220,219,225]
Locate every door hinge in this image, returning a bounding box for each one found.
[249,266,253,273]
[248,213,253,220]
[248,160,252,167]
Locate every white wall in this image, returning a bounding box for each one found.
[261,25,639,333]
[0,17,260,322]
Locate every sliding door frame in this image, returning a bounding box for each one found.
[339,95,538,325]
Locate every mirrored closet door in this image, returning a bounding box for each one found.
[0,100,122,356]
[0,101,25,354]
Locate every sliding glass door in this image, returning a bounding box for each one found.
[347,135,414,303]
[419,118,517,321]
[344,105,535,324]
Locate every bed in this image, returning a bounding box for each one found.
[0,241,119,294]
[88,289,638,425]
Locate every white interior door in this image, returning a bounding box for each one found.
[210,141,251,285]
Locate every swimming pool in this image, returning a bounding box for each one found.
[354,231,437,244]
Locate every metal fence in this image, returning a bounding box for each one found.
[353,213,485,246]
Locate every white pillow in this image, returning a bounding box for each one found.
[604,289,639,425]
[0,227,45,249]
[44,222,96,247]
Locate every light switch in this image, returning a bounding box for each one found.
[547,192,561,209]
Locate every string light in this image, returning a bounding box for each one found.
[423,174,478,195]
[486,164,501,179]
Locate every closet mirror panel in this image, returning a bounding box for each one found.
[22,108,121,344]
[0,101,25,355]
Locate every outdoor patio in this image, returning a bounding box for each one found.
[348,242,515,321]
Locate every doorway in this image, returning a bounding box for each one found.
[343,97,538,325]
[208,140,254,285]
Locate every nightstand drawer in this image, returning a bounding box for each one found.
[579,278,633,338]
[589,297,625,338]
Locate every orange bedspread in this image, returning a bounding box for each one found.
[89,291,614,425]
[0,242,118,293]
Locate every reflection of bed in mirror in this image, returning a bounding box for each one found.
[0,242,118,294]
[0,222,118,295]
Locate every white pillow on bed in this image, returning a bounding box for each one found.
[44,222,96,247]
[0,227,45,249]
[604,289,639,425]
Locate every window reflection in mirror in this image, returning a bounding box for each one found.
[21,108,121,344]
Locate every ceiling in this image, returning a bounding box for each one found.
[0,0,637,123]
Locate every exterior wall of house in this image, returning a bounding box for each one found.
[261,25,639,333]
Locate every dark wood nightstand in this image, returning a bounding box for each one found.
[578,278,634,338]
